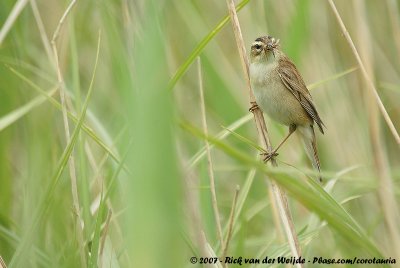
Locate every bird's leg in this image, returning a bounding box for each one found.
[262,124,297,162]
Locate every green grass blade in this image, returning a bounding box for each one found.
[221,125,266,152]
[215,167,257,252]
[0,225,50,266]
[9,32,102,268]
[308,66,358,90]
[182,122,387,262]
[190,113,253,167]
[6,65,129,173]
[168,0,251,90]
[380,82,400,93]
[88,193,105,268]
[0,88,57,132]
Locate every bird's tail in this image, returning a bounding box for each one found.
[297,125,322,182]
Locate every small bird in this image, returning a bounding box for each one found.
[249,36,325,181]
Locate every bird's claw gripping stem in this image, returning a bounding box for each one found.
[249,103,259,113]
[261,151,279,163]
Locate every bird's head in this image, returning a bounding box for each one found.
[250,35,280,63]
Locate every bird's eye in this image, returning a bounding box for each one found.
[254,44,262,50]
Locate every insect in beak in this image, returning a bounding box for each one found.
[267,38,280,58]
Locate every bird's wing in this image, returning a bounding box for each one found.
[277,57,325,134]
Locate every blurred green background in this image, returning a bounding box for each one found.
[0,0,399,267]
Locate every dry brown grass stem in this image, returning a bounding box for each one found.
[99,209,113,261]
[353,0,400,259]
[267,185,285,243]
[29,0,53,63]
[197,58,224,248]
[221,186,240,268]
[225,0,302,266]
[386,0,400,55]
[0,256,7,268]
[328,0,400,146]
[0,0,28,45]
[183,163,209,259]
[50,0,86,265]
[51,0,77,44]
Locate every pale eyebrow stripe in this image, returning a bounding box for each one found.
[251,41,264,47]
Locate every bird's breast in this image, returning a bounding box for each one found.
[250,61,311,126]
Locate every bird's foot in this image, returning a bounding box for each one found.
[249,103,259,113]
[261,151,279,163]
